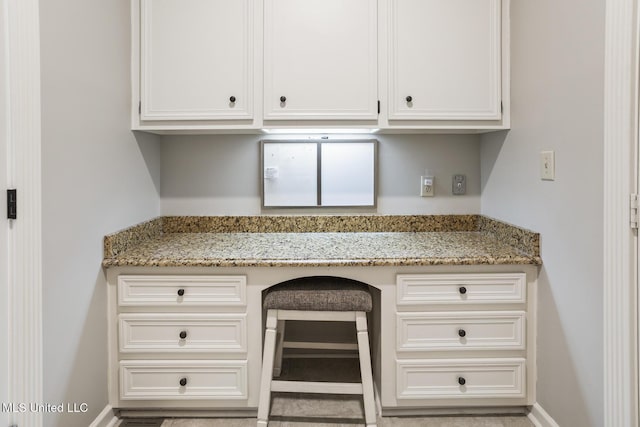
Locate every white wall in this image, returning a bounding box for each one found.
[39,0,161,426]
[480,0,604,425]
[160,133,482,215]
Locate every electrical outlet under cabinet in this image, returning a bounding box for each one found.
[421,176,434,197]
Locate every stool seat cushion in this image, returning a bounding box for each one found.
[264,276,372,312]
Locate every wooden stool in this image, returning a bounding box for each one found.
[256,276,377,427]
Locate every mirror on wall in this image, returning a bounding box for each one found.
[261,140,377,208]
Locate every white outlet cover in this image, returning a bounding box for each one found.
[420,175,434,197]
[540,151,555,181]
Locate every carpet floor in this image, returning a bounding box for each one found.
[159,412,534,427]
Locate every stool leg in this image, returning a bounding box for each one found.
[257,309,278,427]
[273,320,286,377]
[356,312,377,427]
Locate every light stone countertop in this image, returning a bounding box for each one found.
[102,216,542,267]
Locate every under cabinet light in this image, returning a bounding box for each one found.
[261,128,380,135]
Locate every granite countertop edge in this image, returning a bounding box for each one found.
[102,255,542,268]
[102,215,542,268]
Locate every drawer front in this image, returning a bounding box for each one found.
[119,313,247,353]
[397,273,526,305]
[120,360,247,400]
[118,275,246,307]
[396,358,526,400]
[397,311,525,351]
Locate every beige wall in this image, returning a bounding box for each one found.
[160,133,482,215]
[39,0,161,426]
[480,0,604,425]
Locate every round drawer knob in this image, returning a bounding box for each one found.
[177,289,185,297]
[458,377,466,386]
[179,330,188,339]
[406,95,413,102]
[458,329,466,338]
[458,286,467,295]
[229,96,236,103]
[179,377,188,387]
[280,96,287,103]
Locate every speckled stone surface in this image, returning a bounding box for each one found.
[103,215,541,268]
[161,215,479,233]
[478,216,540,258]
[103,217,163,258]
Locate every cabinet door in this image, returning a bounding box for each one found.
[264,0,378,120]
[388,0,501,120]
[140,0,253,121]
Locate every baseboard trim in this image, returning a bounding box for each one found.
[89,405,120,427]
[527,403,560,427]
[380,406,527,417]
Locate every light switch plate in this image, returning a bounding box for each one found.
[452,174,466,195]
[540,151,555,181]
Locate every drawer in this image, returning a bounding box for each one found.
[118,275,246,307]
[120,360,247,400]
[397,273,526,305]
[396,358,526,400]
[119,313,247,353]
[397,311,525,351]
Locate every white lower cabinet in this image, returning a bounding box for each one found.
[396,311,525,352]
[396,358,526,399]
[119,313,247,353]
[112,275,250,408]
[386,272,535,408]
[108,268,536,414]
[120,360,248,400]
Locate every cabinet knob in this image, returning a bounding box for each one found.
[229,96,236,103]
[406,95,413,102]
[179,377,188,387]
[458,377,466,386]
[458,286,467,295]
[179,330,188,339]
[458,329,466,338]
[280,96,287,103]
[177,288,185,297]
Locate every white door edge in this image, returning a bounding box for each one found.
[4,0,43,426]
[0,0,9,423]
[603,0,640,426]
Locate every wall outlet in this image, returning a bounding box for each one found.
[420,176,434,197]
[452,174,466,195]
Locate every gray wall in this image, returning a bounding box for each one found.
[480,0,604,425]
[160,134,482,215]
[39,0,161,426]
[36,0,606,425]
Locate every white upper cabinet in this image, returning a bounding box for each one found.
[138,0,254,122]
[263,0,378,121]
[386,0,504,123]
[131,0,509,132]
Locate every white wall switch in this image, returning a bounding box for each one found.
[420,175,434,197]
[452,174,466,195]
[540,151,555,181]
